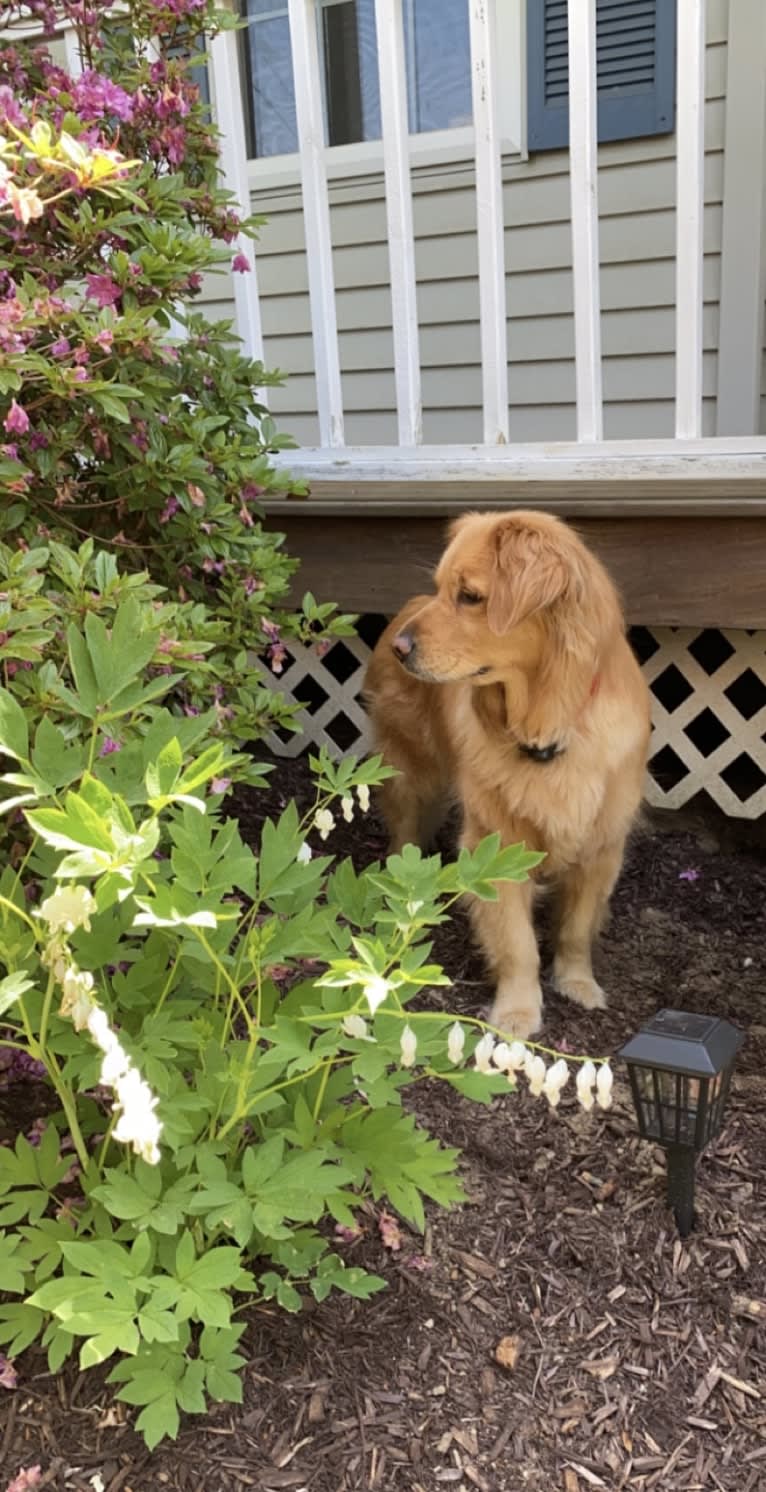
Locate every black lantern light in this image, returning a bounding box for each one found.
[619,1009,743,1238]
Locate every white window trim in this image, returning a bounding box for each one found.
[244,0,524,191]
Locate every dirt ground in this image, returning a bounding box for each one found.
[2,753,765,1492]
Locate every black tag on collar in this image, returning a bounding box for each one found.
[518,741,564,763]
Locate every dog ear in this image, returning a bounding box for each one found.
[486,522,570,636]
[497,521,624,746]
[446,511,479,546]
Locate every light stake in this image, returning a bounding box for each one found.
[619,1010,743,1238]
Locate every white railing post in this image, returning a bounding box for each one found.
[374,0,422,447]
[675,0,706,439]
[287,0,345,448]
[568,0,603,442]
[209,28,266,372]
[469,0,509,445]
[62,25,83,77]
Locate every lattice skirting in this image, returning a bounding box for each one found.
[262,622,766,820]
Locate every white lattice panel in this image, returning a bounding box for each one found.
[641,628,766,819]
[262,635,373,758]
[261,626,766,820]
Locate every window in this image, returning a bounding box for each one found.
[240,0,522,173]
[527,0,677,151]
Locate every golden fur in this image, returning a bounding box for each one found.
[364,510,652,1040]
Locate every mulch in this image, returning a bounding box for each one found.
[2,752,765,1492]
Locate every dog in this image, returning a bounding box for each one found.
[364,510,652,1040]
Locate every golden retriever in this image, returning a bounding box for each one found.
[364,510,651,1040]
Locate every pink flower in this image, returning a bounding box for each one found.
[74,70,134,123]
[261,618,281,645]
[210,777,231,794]
[232,252,251,274]
[73,345,90,365]
[6,1469,42,1492]
[268,643,287,674]
[49,337,71,359]
[0,1354,18,1389]
[85,273,121,309]
[98,737,120,757]
[94,328,114,350]
[159,496,179,524]
[4,400,29,436]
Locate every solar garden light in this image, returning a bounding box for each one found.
[618,1010,743,1239]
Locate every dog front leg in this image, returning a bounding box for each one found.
[469,878,543,1040]
[552,842,624,1011]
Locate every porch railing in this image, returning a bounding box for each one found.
[209,0,766,492]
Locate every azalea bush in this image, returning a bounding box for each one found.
[0,0,354,735]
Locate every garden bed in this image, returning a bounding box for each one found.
[3,755,765,1492]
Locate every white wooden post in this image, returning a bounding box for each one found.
[567,0,603,442]
[675,0,706,439]
[62,25,83,77]
[374,0,422,447]
[469,0,509,445]
[209,28,266,371]
[287,0,345,447]
[717,0,766,435]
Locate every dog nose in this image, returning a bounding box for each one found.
[392,630,415,661]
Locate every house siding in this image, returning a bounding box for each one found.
[202,0,734,446]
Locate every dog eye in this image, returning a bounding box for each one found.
[458,588,484,606]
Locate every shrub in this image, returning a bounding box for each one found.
[0,0,355,740]
[0,595,544,1445]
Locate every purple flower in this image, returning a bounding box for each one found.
[210,777,232,795]
[678,867,701,883]
[0,86,26,128]
[261,618,281,645]
[94,328,114,350]
[0,1354,18,1389]
[50,337,71,359]
[268,643,288,675]
[85,273,121,309]
[159,496,180,524]
[71,367,89,383]
[232,252,251,274]
[4,400,29,436]
[98,737,120,757]
[74,70,134,123]
[1,444,18,460]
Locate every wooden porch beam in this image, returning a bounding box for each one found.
[264,513,766,629]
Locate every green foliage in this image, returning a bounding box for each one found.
[0,595,540,1442]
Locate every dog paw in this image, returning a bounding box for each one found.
[554,971,607,1011]
[488,995,543,1041]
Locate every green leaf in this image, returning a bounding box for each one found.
[136,1393,181,1450]
[0,969,34,1018]
[0,686,29,760]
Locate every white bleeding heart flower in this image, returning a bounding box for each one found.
[447,1022,465,1065]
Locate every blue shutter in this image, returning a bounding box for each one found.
[527,0,676,151]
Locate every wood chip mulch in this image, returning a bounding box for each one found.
[2,754,765,1492]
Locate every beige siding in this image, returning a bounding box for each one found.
[202,0,730,446]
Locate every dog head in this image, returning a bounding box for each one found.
[390,511,623,740]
